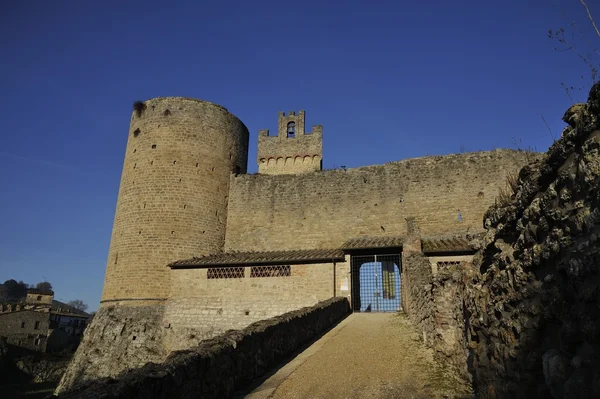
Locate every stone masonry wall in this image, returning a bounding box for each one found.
[0,310,49,352]
[258,154,322,175]
[431,262,471,382]
[460,84,600,398]
[226,150,536,252]
[102,97,249,302]
[163,261,343,352]
[402,253,436,345]
[55,304,167,395]
[56,298,351,399]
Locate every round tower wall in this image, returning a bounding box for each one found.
[101,97,249,303]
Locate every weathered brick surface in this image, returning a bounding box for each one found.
[56,298,351,399]
[164,262,344,351]
[102,98,249,302]
[226,150,536,252]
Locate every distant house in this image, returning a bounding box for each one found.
[0,289,90,353]
[0,285,8,299]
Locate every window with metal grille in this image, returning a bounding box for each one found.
[207,267,245,279]
[250,265,291,278]
[437,261,462,269]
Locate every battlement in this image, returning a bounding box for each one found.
[257,110,323,175]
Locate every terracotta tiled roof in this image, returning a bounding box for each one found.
[421,233,483,254]
[51,300,90,318]
[169,248,346,268]
[341,236,404,250]
[27,289,54,295]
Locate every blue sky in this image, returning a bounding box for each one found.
[0,0,597,310]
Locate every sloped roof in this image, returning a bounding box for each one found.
[51,300,90,318]
[27,288,54,295]
[421,233,483,254]
[341,236,404,250]
[170,248,346,268]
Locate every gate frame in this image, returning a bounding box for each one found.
[349,248,402,313]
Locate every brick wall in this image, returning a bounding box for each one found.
[0,310,49,352]
[164,261,344,351]
[56,298,351,399]
[102,97,249,302]
[226,150,536,252]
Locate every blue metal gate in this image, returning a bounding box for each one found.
[351,254,402,312]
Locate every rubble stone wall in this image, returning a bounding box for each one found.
[402,253,435,345]
[55,304,167,395]
[460,84,600,398]
[56,298,351,399]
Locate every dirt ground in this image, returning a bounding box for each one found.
[247,313,471,399]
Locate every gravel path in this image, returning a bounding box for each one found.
[247,313,471,399]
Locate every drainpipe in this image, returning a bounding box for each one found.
[333,260,337,297]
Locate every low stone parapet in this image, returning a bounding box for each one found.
[56,297,350,399]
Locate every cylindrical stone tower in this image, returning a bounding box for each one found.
[57,98,249,394]
[101,97,249,304]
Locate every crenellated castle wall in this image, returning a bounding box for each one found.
[225,149,538,252]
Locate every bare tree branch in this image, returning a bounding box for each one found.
[541,114,556,141]
[580,0,600,38]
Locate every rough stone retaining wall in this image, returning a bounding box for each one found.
[460,84,600,398]
[430,263,471,383]
[402,252,471,383]
[55,304,168,395]
[399,83,600,399]
[55,297,351,399]
[405,83,600,399]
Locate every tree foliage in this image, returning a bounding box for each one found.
[2,279,28,298]
[67,299,88,312]
[35,281,53,292]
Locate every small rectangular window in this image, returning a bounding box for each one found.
[34,321,40,330]
[250,265,291,278]
[20,321,25,328]
[207,267,245,279]
[437,261,462,269]
[37,295,42,301]
[34,338,41,346]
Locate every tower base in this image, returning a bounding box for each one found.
[55,302,167,395]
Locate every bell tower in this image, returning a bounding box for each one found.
[257,110,323,175]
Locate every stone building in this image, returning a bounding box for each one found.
[56,98,538,393]
[0,289,90,353]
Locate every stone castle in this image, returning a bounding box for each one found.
[57,96,536,393]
